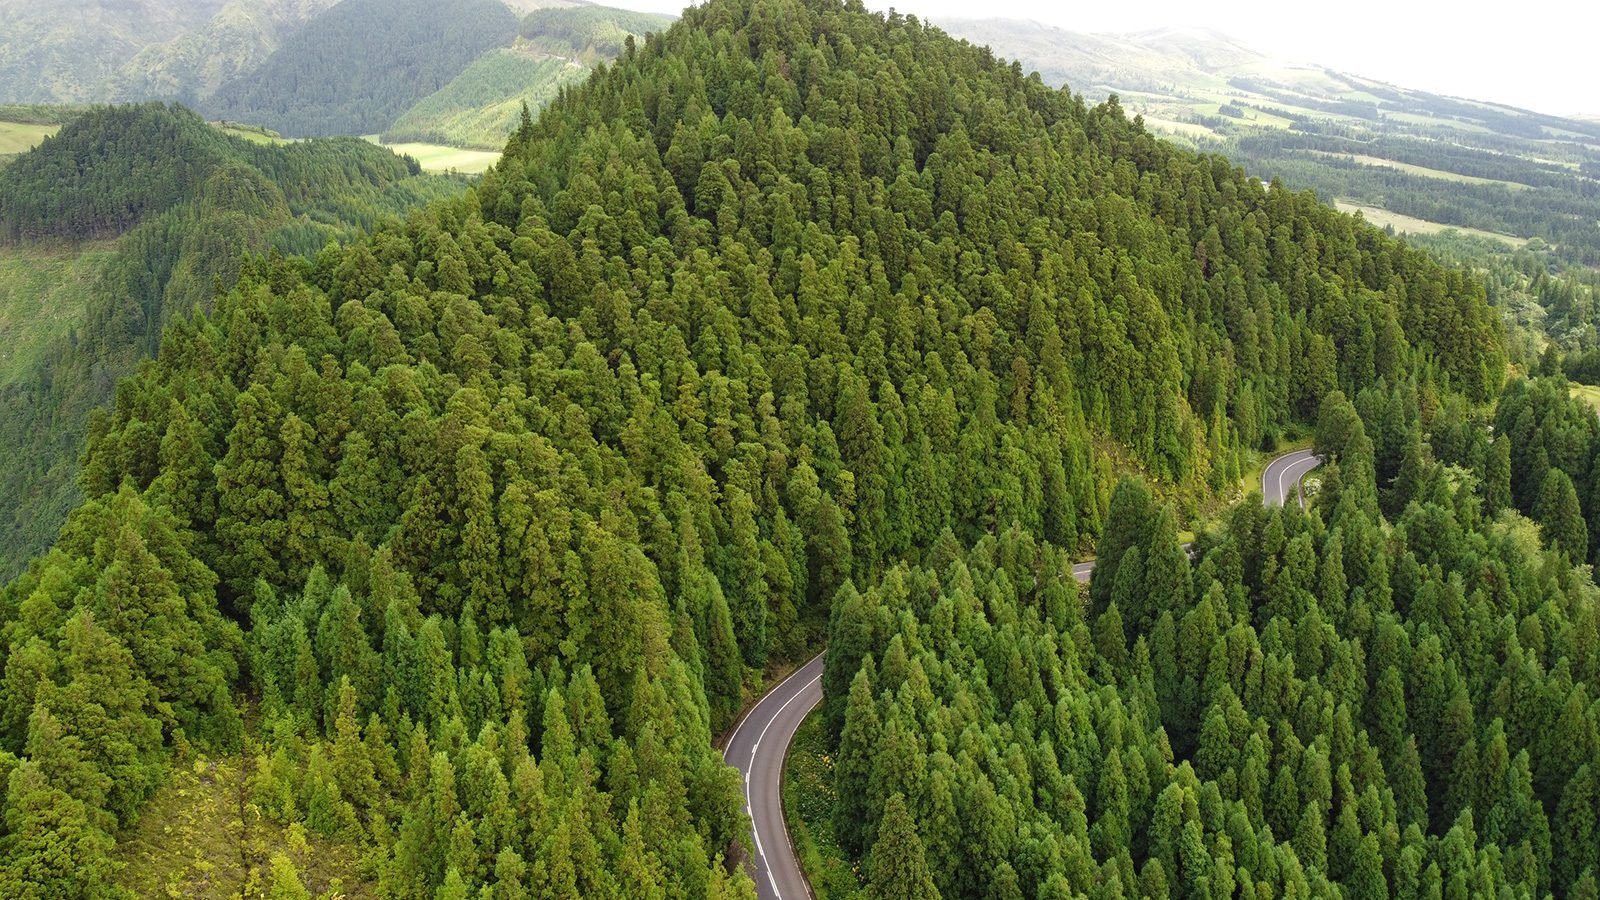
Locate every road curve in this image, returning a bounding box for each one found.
[725,653,825,900]
[1262,448,1321,507]
[726,449,1320,898]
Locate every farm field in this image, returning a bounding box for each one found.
[364,136,500,173]
[0,120,59,157]
[1334,200,1528,247]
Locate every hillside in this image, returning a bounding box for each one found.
[0,0,222,103]
[113,0,342,103]
[381,50,587,150]
[200,0,519,137]
[940,18,1600,268]
[0,0,336,106]
[0,0,1540,896]
[0,103,461,576]
[382,5,675,149]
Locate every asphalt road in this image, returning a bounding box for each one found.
[725,448,1320,899]
[1262,448,1321,508]
[724,653,825,900]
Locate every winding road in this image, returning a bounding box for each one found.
[725,448,1320,899]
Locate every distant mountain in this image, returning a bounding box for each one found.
[113,0,342,103]
[201,0,520,137]
[939,20,1282,97]
[0,0,222,103]
[939,18,1600,265]
[382,4,674,149]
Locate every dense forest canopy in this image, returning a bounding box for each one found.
[821,374,1600,896]
[0,103,460,579]
[0,0,1552,897]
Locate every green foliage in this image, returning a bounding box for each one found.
[381,52,587,151]
[0,103,459,578]
[824,454,1600,896]
[201,0,519,138]
[0,0,1536,896]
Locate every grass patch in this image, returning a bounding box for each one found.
[783,708,865,899]
[0,120,59,156]
[214,122,288,145]
[364,136,500,174]
[1571,383,1600,413]
[1334,200,1528,248]
[0,242,116,388]
[115,750,374,899]
[1306,151,1533,189]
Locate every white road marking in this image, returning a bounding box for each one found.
[728,659,822,900]
[1277,455,1319,507]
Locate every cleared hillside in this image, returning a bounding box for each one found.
[381,50,585,150]
[383,5,674,150]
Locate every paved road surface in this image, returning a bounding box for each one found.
[726,449,1320,899]
[1262,448,1321,507]
[724,654,825,900]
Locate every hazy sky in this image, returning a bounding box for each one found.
[612,0,1600,118]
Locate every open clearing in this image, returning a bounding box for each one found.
[0,120,59,156]
[1309,150,1533,189]
[0,243,115,387]
[1334,200,1528,248]
[1572,383,1600,414]
[364,135,499,174]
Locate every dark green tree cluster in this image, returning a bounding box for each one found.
[0,104,461,577]
[200,0,520,138]
[0,0,1523,894]
[1491,376,1600,568]
[825,428,1600,897]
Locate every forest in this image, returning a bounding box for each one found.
[0,103,461,578]
[817,372,1600,897]
[0,0,1577,897]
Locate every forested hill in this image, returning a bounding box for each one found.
[0,103,458,578]
[200,0,520,137]
[0,0,1515,896]
[0,103,422,242]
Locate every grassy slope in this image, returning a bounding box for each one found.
[381,48,586,149]
[114,748,375,899]
[0,121,60,157]
[0,243,115,387]
[1571,382,1600,413]
[1334,200,1528,247]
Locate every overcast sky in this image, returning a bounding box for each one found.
[613,0,1600,118]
